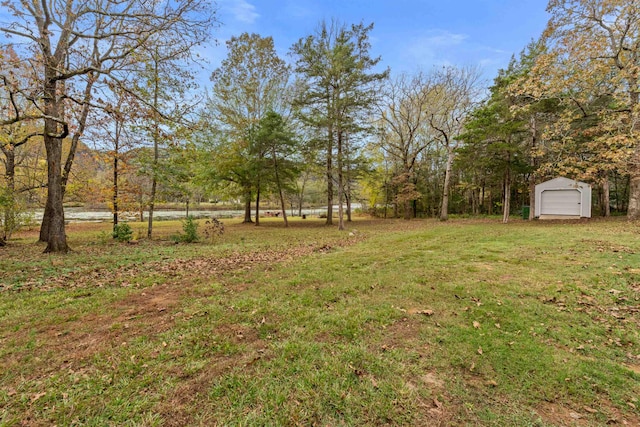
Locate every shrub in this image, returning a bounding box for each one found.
[203,217,224,242]
[112,223,133,243]
[178,215,198,243]
[0,188,32,240]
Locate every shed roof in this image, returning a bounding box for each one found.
[536,177,590,189]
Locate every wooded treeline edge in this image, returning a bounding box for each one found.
[1,0,638,252]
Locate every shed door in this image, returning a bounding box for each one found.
[540,189,581,216]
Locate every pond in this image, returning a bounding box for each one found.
[29,206,351,223]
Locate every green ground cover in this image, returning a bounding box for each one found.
[1,217,639,426]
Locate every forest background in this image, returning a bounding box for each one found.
[1,0,639,252]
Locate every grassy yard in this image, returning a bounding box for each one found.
[1,216,639,426]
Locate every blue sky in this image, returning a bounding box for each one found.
[205,0,550,85]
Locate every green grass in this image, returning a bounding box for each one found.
[1,217,639,425]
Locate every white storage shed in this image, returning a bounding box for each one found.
[534,177,592,219]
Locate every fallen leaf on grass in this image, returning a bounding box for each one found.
[473,321,481,329]
[486,380,498,387]
[433,397,443,408]
[30,392,46,403]
[417,309,434,316]
[477,347,483,355]
[407,308,434,316]
[583,406,598,414]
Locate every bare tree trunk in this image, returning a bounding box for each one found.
[383,179,389,219]
[345,140,352,222]
[43,134,68,252]
[1,146,16,241]
[326,124,334,225]
[337,130,344,231]
[147,177,156,238]
[440,148,455,221]
[623,175,630,212]
[147,52,160,239]
[40,74,94,245]
[297,171,309,217]
[502,165,511,224]
[242,189,253,223]
[62,74,94,194]
[113,121,120,231]
[628,160,640,220]
[255,185,261,226]
[403,199,411,219]
[402,165,412,220]
[41,72,69,252]
[528,177,536,220]
[529,115,537,219]
[627,84,640,219]
[601,174,611,217]
[272,148,288,227]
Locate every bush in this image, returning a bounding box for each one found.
[173,216,199,243]
[203,217,224,242]
[0,188,32,240]
[112,223,133,243]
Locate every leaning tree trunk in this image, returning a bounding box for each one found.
[440,148,455,221]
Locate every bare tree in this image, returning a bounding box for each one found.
[376,71,436,219]
[428,66,482,221]
[0,0,216,252]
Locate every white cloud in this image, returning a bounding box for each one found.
[220,0,259,24]
[420,30,468,47]
[401,30,469,69]
[282,1,315,19]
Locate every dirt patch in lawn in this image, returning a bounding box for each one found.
[1,238,364,388]
[536,400,640,427]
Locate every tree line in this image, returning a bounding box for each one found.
[1,0,638,253]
